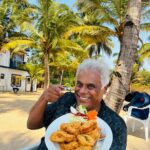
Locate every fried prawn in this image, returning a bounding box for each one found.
[75,146,92,150]
[87,127,101,140]
[60,121,82,135]
[50,130,75,143]
[77,134,95,146]
[79,120,97,133]
[60,141,78,150]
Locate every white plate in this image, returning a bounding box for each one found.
[45,113,113,150]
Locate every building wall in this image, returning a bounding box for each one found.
[0,51,37,92]
[0,67,36,92]
[0,51,10,67]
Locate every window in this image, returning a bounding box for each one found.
[11,74,21,87]
[0,73,5,79]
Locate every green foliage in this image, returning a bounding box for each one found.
[140,42,150,58]
[50,68,75,88]
[0,0,35,51]
[132,69,150,87]
[25,62,44,83]
[131,84,150,94]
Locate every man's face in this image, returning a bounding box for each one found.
[75,70,106,110]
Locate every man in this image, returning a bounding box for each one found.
[27,58,127,150]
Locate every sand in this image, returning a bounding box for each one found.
[0,90,149,150]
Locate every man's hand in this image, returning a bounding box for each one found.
[27,84,64,129]
[40,85,64,103]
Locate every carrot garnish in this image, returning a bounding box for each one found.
[87,110,98,120]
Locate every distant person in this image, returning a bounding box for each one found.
[27,58,127,150]
[12,85,19,93]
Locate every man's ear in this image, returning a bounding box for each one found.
[103,83,110,94]
[103,86,108,94]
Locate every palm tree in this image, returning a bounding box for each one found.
[0,0,35,51]
[76,0,149,41]
[27,0,85,89]
[76,0,128,42]
[25,63,44,91]
[105,0,142,113]
[64,25,115,57]
[50,50,86,85]
[1,0,85,89]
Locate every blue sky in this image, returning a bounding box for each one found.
[29,0,149,71]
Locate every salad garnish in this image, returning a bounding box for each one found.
[70,105,97,120]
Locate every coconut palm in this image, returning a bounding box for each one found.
[64,25,115,58]
[0,0,35,51]
[25,62,44,91]
[50,49,86,85]
[105,0,142,113]
[76,0,149,41]
[23,0,85,89]
[76,0,129,42]
[1,0,86,89]
[76,0,150,112]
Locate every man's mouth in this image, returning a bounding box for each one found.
[78,96,90,101]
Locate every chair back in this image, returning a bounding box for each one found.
[123,92,150,120]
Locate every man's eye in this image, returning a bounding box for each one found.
[76,82,82,88]
[87,84,96,90]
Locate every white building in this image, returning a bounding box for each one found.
[0,51,36,92]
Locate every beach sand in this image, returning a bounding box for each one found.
[0,90,149,150]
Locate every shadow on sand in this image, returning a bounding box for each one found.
[0,99,35,114]
[0,132,40,150]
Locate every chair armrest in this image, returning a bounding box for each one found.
[128,105,150,110]
[126,105,150,117]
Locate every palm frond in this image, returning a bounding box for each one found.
[1,39,34,51]
[140,42,150,58]
[64,25,116,39]
[141,23,150,31]
[57,39,86,52]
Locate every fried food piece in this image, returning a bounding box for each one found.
[50,130,75,143]
[77,134,95,146]
[75,146,92,150]
[60,141,79,150]
[60,121,82,135]
[87,127,101,141]
[79,120,97,134]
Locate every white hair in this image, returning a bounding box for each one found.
[76,58,110,88]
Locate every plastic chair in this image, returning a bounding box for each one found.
[124,104,150,141]
[123,92,150,141]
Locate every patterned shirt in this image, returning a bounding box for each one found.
[37,92,127,150]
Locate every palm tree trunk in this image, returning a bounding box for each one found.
[105,0,142,113]
[44,50,50,89]
[60,69,64,85]
[30,79,33,92]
